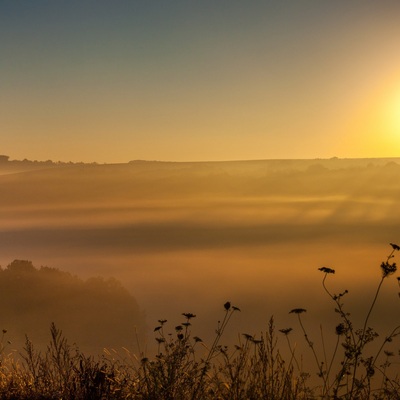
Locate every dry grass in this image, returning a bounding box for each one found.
[0,244,399,399]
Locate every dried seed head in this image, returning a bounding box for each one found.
[182,313,196,320]
[380,261,397,278]
[289,308,307,314]
[335,323,346,336]
[318,267,335,274]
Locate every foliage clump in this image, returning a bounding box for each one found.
[0,260,145,353]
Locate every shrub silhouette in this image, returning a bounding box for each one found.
[0,260,145,353]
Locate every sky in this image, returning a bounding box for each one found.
[2,1,400,163]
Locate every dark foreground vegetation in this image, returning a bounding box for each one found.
[0,244,399,399]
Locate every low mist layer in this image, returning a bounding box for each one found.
[0,157,399,354]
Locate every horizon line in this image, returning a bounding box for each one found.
[2,155,400,165]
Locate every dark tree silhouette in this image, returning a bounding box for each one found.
[0,260,145,354]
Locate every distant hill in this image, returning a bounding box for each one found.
[2,154,400,171]
[0,156,400,206]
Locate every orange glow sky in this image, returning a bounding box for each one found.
[2,1,400,163]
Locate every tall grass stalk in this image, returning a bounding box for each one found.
[290,243,400,399]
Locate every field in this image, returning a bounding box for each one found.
[0,158,399,398]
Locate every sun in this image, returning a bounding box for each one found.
[383,86,400,139]
[367,84,400,155]
[348,79,400,157]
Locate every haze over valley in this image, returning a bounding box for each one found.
[1,156,399,354]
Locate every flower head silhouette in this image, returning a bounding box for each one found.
[318,267,335,274]
[289,308,307,314]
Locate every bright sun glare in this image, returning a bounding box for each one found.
[385,87,400,137]
[355,81,400,156]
